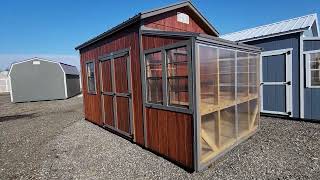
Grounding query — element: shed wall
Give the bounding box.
[145,108,193,169]
[143,7,213,35]
[66,74,81,98]
[304,39,320,51]
[246,33,301,118]
[303,39,320,120]
[10,60,66,102]
[80,24,144,145]
[142,35,193,169]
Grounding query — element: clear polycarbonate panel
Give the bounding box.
[219,106,236,146]
[237,52,249,101]
[237,102,250,137]
[249,54,259,97]
[249,99,259,129]
[198,45,219,115]
[197,43,260,166]
[200,112,219,161]
[219,49,236,105]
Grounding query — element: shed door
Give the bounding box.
[260,49,292,116]
[100,51,132,137]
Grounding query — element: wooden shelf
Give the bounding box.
[200,95,258,116]
[198,46,260,165]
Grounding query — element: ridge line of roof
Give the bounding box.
[75,1,219,50]
[222,13,317,37]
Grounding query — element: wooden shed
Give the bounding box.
[75,1,261,171]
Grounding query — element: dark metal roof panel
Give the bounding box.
[59,63,79,75]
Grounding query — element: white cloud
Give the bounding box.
[0,54,80,71]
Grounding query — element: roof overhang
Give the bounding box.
[141,29,261,53]
[75,1,219,50]
[221,13,319,43]
[238,28,308,43]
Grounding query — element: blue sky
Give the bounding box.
[0,0,319,70]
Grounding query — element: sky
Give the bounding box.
[0,0,319,70]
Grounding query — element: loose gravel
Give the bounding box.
[0,93,319,179]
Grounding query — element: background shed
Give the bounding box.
[9,57,80,103]
[222,14,320,121]
[0,71,11,93]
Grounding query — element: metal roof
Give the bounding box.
[221,14,318,42]
[59,63,79,75]
[75,1,219,50]
[8,57,79,76]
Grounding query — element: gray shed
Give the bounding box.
[8,57,81,103]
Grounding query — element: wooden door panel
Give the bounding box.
[103,95,114,127]
[114,56,128,93]
[116,96,130,133]
[101,61,113,92]
[100,51,132,137]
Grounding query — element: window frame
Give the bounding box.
[143,40,193,114]
[86,60,97,94]
[305,50,320,88]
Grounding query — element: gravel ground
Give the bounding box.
[0,93,319,179]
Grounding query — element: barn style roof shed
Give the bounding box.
[9,57,81,103]
[222,14,320,122]
[76,1,261,171]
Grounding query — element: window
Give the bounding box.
[144,44,190,110]
[146,52,163,104]
[306,52,320,87]
[86,62,96,93]
[167,47,189,107]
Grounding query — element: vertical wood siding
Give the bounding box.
[143,7,213,35]
[145,108,193,169]
[80,25,144,145]
[142,35,186,50]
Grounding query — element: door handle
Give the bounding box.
[260,82,264,85]
[285,81,291,85]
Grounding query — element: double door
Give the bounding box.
[100,50,132,137]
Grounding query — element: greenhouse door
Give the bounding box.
[260,49,292,116]
[99,49,132,138]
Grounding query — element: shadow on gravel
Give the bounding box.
[0,113,38,123]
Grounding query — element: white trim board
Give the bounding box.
[261,48,293,56]
[260,48,293,117]
[305,53,320,88]
[299,33,305,118]
[58,63,68,98]
[303,37,320,41]
[303,49,320,54]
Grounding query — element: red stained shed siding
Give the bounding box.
[80,25,144,145]
[143,7,214,35]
